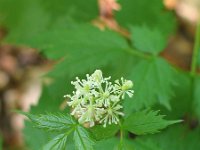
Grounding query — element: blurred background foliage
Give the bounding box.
[0,0,200,149]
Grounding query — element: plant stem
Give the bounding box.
[120,128,123,145]
[124,48,152,60]
[190,21,200,76]
[118,121,124,149]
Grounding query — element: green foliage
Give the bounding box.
[23,24,128,64]
[124,57,175,113]
[130,26,166,55]
[1,0,200,149]
[0,0,97,42]
[43,133,68,150]
[22,112,75,132]
[90,124,120,141]
[23,113,95,150]
[133,125,200,150]
[73,125,95,150]
[20,24,176,113]
[123,110,181,135]
[116,0,176,38]
[95,138,119,150]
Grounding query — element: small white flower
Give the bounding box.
[78,103,105,127]
[65,70,133,127]
[114,77,134,99]
[97,81,113,107]
[100,103,124,127]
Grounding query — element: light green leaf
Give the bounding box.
[90,124,119,141]
[22,24,129,78]
[23,112,75,132]
[0,0,50,42]
[123,110,181,135]
[23,112,95,150]
[116,0,176,38]
[0,0,98,43]
[131,26,166,55]
[42,133,68,150]
[74,125,95,150]
[124,57,176,113]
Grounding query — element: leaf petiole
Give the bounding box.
[190,21,200,76]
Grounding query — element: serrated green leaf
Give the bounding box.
[130,26,166,55]
[21,24,129,78]
[23,112,95,150]
[42,133,68,150]
[123,110,181,135]
[152,70,193,123]
[25,24,128,59]
[23,112,75,132]
[124,57,176,113]
[24,121,56,150]
[74,125,95,150]
[90,124,119,141]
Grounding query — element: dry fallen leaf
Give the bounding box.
[93,0,129,38]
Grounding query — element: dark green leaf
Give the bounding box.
[133,125,200,150]
[124,57,176,113]
[74,125,95,150]
[23,112,75,132]
[95,138,119,150]
[132,138,163,150]
[123,110,181,135]
[90,124,119,141]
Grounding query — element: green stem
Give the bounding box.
[124,48,152,60]
[118,121,124,149]
[120,128,123,145]
[190,21,200,76]
[65,125,76,136]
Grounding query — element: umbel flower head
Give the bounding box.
[64,70,134,127]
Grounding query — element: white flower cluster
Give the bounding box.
[65,70,134,127]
